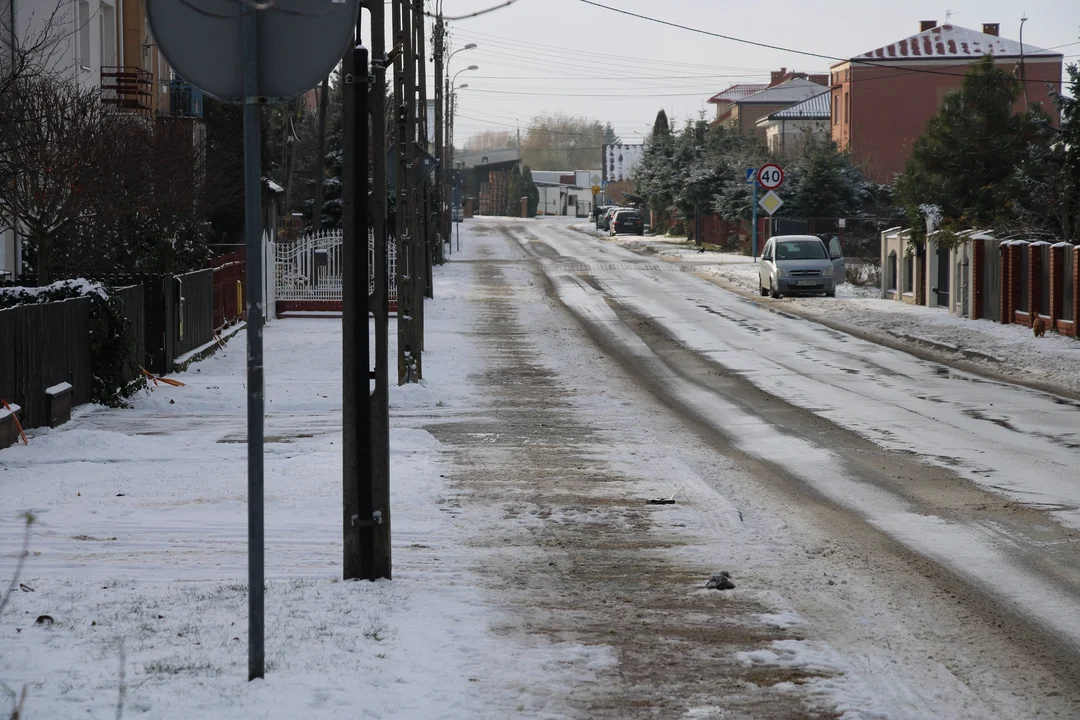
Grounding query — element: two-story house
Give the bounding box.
[831,21,1063,183]
[708,68,828,139]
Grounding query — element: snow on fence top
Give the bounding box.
[0,279,109,303]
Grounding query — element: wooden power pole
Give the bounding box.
[414,0,434,307]
[433,15,445,263]
[393,0,421,383]
[370,0,392,578]
[341,15,375,579]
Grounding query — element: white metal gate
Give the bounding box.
[274,229,397,305]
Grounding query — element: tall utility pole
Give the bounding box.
[415,0,434,303]
[393,0,421,383]
[370,0,392,577]
[342,14,374,579]
[433,13,445,264]
[443,74,451,246]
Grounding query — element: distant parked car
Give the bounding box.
[610,209,644,236]
[758,235,845,298]
[593,204,614,224]
[598,206,623,232]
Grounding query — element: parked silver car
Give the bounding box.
[758,235,845,298]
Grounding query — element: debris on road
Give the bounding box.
[706,572,736,590]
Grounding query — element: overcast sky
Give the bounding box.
[377,0,1080,147]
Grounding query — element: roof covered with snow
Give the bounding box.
[849,24,1061,62]
[738,78,828,105]
[453,147,521,168]
[763,91,832,120]
[708,83,768,105]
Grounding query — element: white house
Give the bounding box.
[535,183,593,218]
[602,144,643,183]
[755,91,831,156]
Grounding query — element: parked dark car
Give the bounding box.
[593,204,614,224]
[597,206,623,232]
[610,209,644,236]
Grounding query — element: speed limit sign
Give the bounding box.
[757,163,784,190]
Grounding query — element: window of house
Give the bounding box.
[78,0,91,69]
[844,91,850,125]
[904,253,914,293]
[888,251,898,291]
[100,5,115,68]
[833,95,839,125]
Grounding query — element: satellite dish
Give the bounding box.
[146,0,360,103]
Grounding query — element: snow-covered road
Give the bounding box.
[490,217,1080,711]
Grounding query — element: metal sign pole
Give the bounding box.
[145,0,360,685]
[752,180,759,262]
[241,7,265,682]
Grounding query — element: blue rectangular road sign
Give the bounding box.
[745,168,757,184]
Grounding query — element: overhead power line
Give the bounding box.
[452,26,777,73]
[576,0,1071,86]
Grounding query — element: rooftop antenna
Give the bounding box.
[945,9,957,23]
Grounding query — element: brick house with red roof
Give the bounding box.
[831,21,1063,183]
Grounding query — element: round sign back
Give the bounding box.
[147,0,360,103]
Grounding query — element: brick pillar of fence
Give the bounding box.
[1050,244,1064,327]
[1028,244,1042,323]
[971,239,985,320]
[1074,246,1080,329]
[1011,243,1024,323]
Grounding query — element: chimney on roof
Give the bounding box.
[982,23,1000,36]
[809,73,829,86]
[769,67,788,86]
[920,20,937,32]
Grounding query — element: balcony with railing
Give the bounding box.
[100,66,153,115]
[168,82,204,119]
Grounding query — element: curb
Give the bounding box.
[173,322,246,373]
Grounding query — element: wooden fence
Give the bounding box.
[175,268,214,357]
[113,284,146,386]
[0,297,92,429]
[212,249,245,330]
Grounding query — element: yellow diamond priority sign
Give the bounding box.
[758,190,784,216]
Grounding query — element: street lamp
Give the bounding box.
[452,65,478,86]
[1019,15,1029,106]
[448,82,471,169]
[449,43,477,63]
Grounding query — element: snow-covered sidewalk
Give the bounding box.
[0,318,578,718]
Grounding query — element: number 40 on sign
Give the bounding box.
[757,163,784,190]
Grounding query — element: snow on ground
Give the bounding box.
[4,217,1078,719]
[576,227,1080,398]
[701,258,1080,396]
[0,312,592,718]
